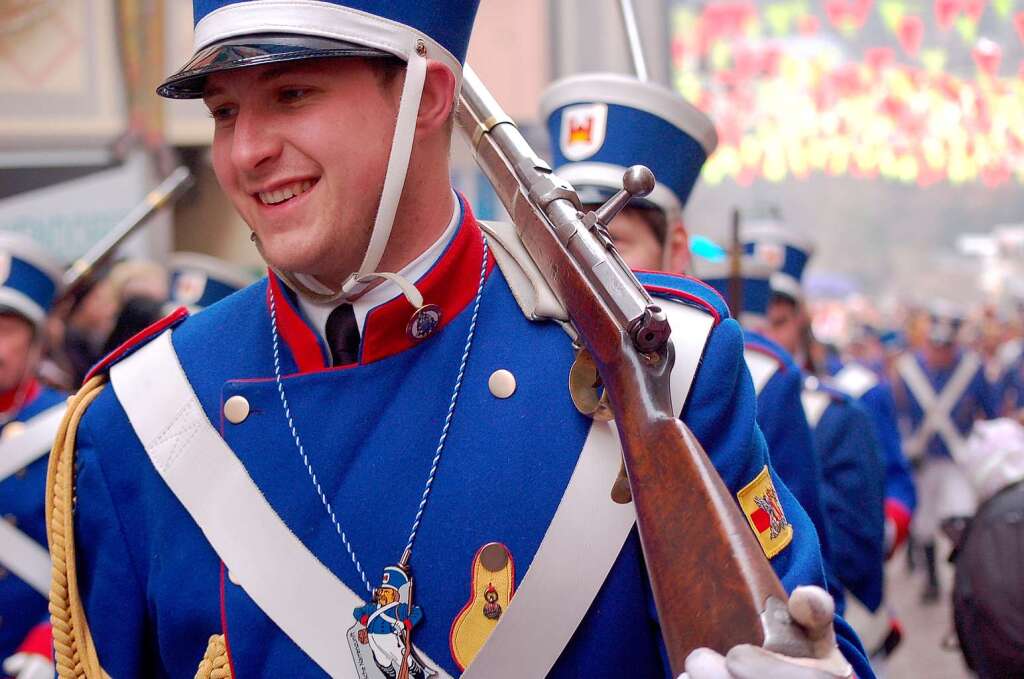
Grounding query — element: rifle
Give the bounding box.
[728,207,744,317]
[456,68,815,673]
[61,165,194,300]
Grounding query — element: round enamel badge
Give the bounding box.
[407,304,442,341]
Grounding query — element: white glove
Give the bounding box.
[2,652,55,679]
[679,586,853,679]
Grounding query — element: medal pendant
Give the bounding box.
[348,564,436,679]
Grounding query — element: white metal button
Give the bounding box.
[488,369,517,399]
[224,395,250,424]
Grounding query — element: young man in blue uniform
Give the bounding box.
[894,304,996,603]
[0,233,66,679]
[539,73,869,675]
[49,3,867,678]
[539,80,837,599]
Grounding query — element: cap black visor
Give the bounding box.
[158,33,394,99]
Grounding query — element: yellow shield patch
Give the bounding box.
[736,465,794,559]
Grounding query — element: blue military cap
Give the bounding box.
[0,232,62,330]
[169,252,255,311]
[159,0,481,98]
[741,218,815,303]
[539,74,717,227]
[691,253,773,325]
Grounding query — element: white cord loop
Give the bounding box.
[355,272,424,310]
[342,51,428,299]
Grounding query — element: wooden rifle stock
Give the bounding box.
[456,68,815,672]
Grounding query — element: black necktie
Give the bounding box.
[325,303,360,366]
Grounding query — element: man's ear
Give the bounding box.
[416,61,457,139]
[665,220,691,274]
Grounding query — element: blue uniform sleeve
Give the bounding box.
[861,382,916,514]
[72,400,154,677]
[680,319,873,677]
[814,400,886,611]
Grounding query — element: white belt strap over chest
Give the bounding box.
[744,348,780,396]
[834,364,878,401]
[0,401,66,596]
[801,389,831,430]
[112,301,712,678]
[898,353,980,460]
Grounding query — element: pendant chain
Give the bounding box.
[267,237,489,595]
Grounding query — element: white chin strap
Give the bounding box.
[341,51,428,300]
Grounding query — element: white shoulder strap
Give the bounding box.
[834,364,878,400]
[801,389,832,429]
[110,332,450,679]
[463,299,713,679]
[0,517,50,596]
[0,401,67,596]
[112,301,713,679]
[744,348,780,396]
[480,221,569,323]
[0,400,66,482]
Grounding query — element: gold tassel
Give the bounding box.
[46,376,109,679]
[194,634,233,679]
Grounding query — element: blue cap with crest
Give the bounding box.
[539,74,717,229]
[0,232,62,330]
[169,252,255,311]
[690,253,774,326]
[741,218,815,303]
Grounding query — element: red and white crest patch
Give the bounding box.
[559,103,608,161]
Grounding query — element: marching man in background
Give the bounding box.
[0,233,67,679]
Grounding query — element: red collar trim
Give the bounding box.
[0,378,39,414]
[269,196,494,372]
[361,200,493,364]
[267,273,330,373]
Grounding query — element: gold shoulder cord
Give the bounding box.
[46,376,109,679]
[46,375,234,679]
[195,635,232,679]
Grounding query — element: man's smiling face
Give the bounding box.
[204,58,401,287]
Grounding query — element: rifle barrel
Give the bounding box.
[62,166,194,296]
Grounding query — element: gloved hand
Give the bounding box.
[679,586,854,679]
[2,652,54,679]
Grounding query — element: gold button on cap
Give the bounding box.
[488,369,516,399]
[228,569,241,586]
[224,395,250,424]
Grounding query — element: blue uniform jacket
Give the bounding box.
[742,333,835,578]
[894,351,997,460]
[832,362,917,532]
[804,380,886,611]
[0,383,65,659]
[70,205,871,678]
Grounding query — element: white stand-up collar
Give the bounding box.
[296,190,460,343]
